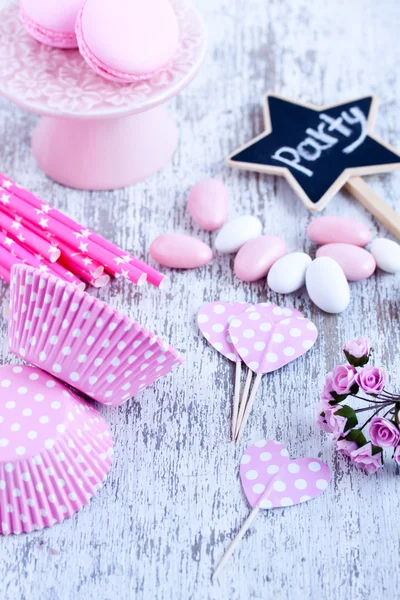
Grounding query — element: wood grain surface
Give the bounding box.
[1,0,400,598]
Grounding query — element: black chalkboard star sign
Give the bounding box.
[228,94,400,239]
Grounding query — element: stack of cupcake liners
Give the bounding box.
[8,265,183,407]
[1,264,184,534]
[0,365,113,535]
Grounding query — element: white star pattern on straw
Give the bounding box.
[1,193,10,205]
[2,180,12,189]
[114,256,125,265]
[39,218,49,228]
[122,255,132,263]
[11,220,21,230]
[79,242,88,253]
[38,265,49,273]
[120,269,130,279]
[34,254,43,261]
[17,234,25,243]
[82,257,93,266]
[80,229,91,238]
[3,237,13,247]
[41,204,51,214]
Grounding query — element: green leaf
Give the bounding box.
[330,390,349,403]
[350,382,360,395]
[371,444,383,456]
[345,429,367,447]
[335,405,358,431]
[343,350,370,368]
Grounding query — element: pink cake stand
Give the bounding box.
[0,2,206,190]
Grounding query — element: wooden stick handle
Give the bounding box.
[235,373,262,444]
[212,507,260,580]
[346,176,400,240]
[231,361,242,440]
[235,368,253,439]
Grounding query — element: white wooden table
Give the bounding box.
[1,0,400,598]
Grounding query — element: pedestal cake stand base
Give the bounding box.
[32,105,179,190]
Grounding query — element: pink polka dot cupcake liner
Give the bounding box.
[0,365,113,535]
[8,265,184,407]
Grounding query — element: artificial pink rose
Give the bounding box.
[321,372,335,403]
[394,446,400,465]
[317,400,331,414]
[324,407,348,441]
[317,401,335,433]
[350,442,383,474]
[356,366,386,395]
[331,365,357,395]
[317,412,333,433]
[343,336,370,359]
[336,438,359,457]
[369,417,400,448]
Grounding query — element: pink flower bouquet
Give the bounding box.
[318,336,400,474]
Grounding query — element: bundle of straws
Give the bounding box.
[0,174,166,290]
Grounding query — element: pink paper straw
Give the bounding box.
[7,215,103,289]
[0,176,165,288]
[0,244,23,273]
[58,249,106,288]
[55,238,104,279]
[0,263,10,284]
[0,230,47,270]
[0,230,85,289]
[0,191,146,286]
[0,208,60,263]
[89,274,111,288]
[47,259,86,291]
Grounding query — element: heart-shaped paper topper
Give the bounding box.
[197,301,251,362]
[240,440,331,509]
[229,304,318,374]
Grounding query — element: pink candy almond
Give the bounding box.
[316,244,376,281]
[234,235,287,282]
[149,233,213,269]
[187,178,229,231]
[307,216,371,247]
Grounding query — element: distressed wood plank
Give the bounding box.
[0,0,400,599]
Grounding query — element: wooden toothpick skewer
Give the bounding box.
[231,361,242,440]
[213,477,276,580]
[213,508,260,581]
[234,369,254,439]
[235,373,263,444]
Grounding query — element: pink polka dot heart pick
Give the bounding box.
[229,303,318,442]
[213,440,331,579]
[197,301,251,439]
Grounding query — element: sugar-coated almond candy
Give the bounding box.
[267,252,311,293]
[307,216,371,247]
[215,216,262,254]
[316,244,376,281]
[370,238,400,273]
[306,256,350,314]
[188,179,229,231]
[234,235,286,282]
[149,233,213,269]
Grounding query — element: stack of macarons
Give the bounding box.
[19,0,180,83]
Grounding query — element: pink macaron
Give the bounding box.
[20,0,86,49]
[76,0,180,83]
